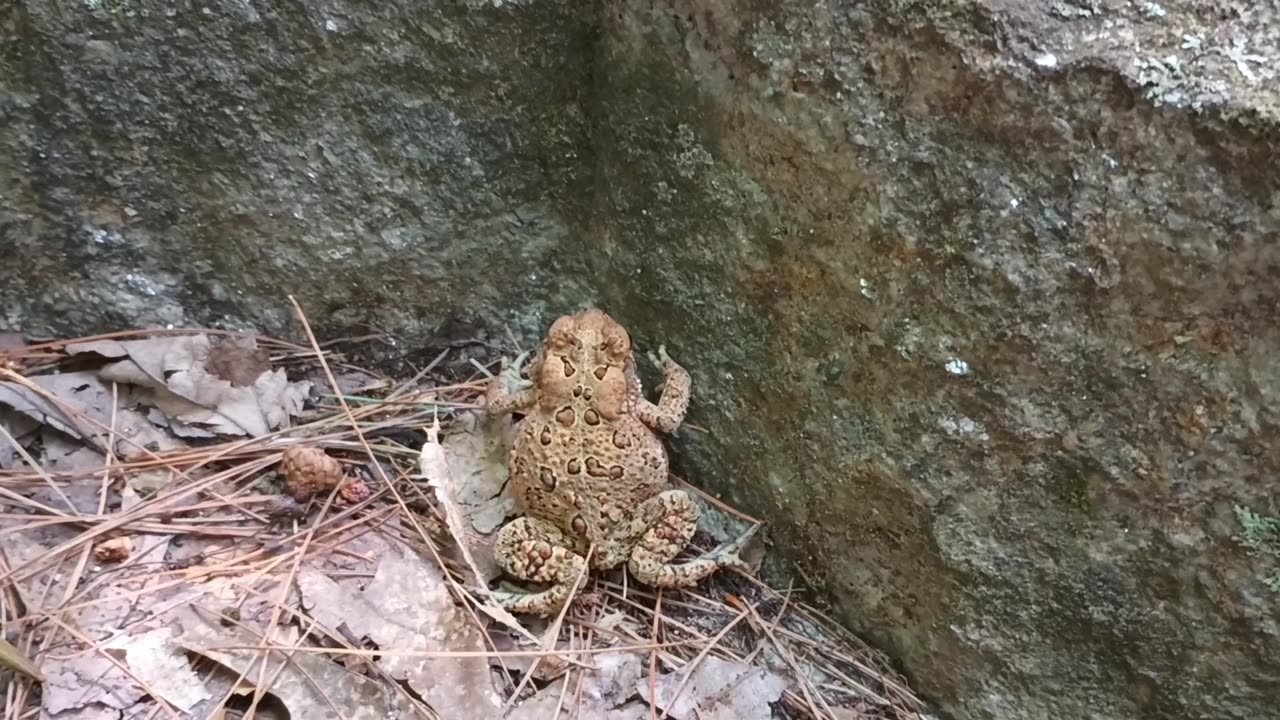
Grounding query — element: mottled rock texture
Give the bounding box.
[3,1,1279,719]
[0,0,594,347]
[583,2,1280,720]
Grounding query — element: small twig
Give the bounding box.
[647,590,664,720]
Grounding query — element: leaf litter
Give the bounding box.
[0,322,928,720]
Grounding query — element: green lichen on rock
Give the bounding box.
[1234,505,1280,592]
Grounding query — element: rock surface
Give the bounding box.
[0,0,594,350]
[4,1,1279,719]
[582,2,1280,719]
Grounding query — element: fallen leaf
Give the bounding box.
[104,626,211,712]
[0,407,39,468]
[39,427,108,476]
[296,547,504,719]
[506,677,569,720]
[607,701,651,719]
[0,331,26,352]
[638,656,787,720]
[67,334,311,437]
[1,519,79,613]
[43,654,146,714]
[112,407,188,459]
[505,654,649,720]
[420,414,501,583]
[484,631,568,681]
[580,651,645,713]
[439,411,515,535]
[323,368,388,396]
[147,406,216,438]
[0,372,185,463]
[175,606,412,720]
[203,335,271,387]
[0,371,115,449]
[94,537,132,562]
[420,414,538,643]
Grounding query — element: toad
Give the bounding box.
[484,308,757,615]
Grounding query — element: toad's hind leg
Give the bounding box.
[491,516,588,616]
[627,489,758,588]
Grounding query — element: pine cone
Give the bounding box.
[338,478,372,505]
[281,446,343,502]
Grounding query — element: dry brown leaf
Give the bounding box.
[103,626,211,712]
[112,407,187,459]
[638,656,787,720]
[296,547,503,719]
[203,335,271,387]
[0,371,185,467]
[505,653,649,720]
[331,368,388,395]
[420,414,539,644]
[43,654,146,715]
[174,605,413,720]
[0,331,26,352]
[0,407,39,468]
[0,371,115,448]
[2,519,79,613]
[506,677,570,720]
[41,430,107,477]
[67,334,310,437]
[419,414,501,583]
[438,410,515,535]
[93,537,132,562]
[484,631,570,681]
[607,701,651,719]
[580,651,645,713]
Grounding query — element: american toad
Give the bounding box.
[484,308,757,615]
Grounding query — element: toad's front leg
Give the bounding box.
[485,351,537,416]
[626,489,758,588]
[491,516,589,616]
[632,345,691,434]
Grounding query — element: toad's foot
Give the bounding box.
[635,346,690,434]
[626,490,755,588]
[492,516,589,616]
[499,351,532,390]
[702,522,761,573]
[485,351,536,416]
[647,344,676,373]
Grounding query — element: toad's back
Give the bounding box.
[506,308,671,560]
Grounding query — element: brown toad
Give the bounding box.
[484,308,757,615]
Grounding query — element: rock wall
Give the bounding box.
[582,1,1279,719]
[0,0,595,346]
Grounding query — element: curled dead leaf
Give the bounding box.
[66,334,311,437]
[94,537,132,563]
